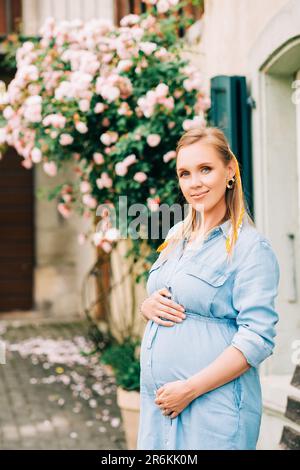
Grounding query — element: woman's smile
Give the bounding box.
[190,190,210,200]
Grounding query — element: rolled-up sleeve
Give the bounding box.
[231,240,280,368]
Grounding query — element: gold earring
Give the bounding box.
[226,177,235,189]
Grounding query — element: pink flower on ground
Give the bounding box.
[43,161,57,176]
[147,134,161,147]
[134,172,147,183]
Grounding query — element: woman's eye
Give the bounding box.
[201,167,211,173]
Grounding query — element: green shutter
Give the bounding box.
[209,75,254,219]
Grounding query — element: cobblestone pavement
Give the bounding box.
[0,319,126,450]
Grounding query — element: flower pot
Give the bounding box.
[116,386,140,450]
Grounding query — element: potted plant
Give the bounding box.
[100,337,141,450]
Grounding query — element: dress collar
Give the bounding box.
[204,218,232,241]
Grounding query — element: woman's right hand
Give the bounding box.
[140,287,186,326]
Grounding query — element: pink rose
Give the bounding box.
[101,241,112,253]
[155,83,169,97]
[58,203,71,218]
[31,147,42,163]
[21,158,33,169]
[117,60,133,73]
[123,154,137,167]
[100,133,112,146]
[139,42,157,55]
[62,193,72,203]
[147,197,160,212]
[82,194,97,209]
[59,133,74,145]
[43,161,57,176]
[163,150,176,163]
[133,172,147,183]
[93,152,104,164]
[115,162,128,176]
[79,99,90,112]
[157,0,169,13]
[75,121,88,134]
[94,102,105,113]
[80,181,91,193]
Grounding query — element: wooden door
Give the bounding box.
[0,146,34,311]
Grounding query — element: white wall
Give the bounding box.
[22,0,114,35]
[200,0,288,89]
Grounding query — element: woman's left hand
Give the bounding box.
[154,380,194,419]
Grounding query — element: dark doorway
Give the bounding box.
[0,146,35,311]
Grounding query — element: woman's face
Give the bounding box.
[176,140,235,214]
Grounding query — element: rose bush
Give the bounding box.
[0,0,209,281]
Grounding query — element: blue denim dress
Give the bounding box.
[137,216,280,450]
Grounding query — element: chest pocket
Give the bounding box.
[181,262,230,314]
[185,262,228,287]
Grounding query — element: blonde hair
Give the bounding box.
[157,127,255,263]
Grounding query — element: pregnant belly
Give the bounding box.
[140,314,238,389]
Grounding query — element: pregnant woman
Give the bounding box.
[137,126,280,450]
